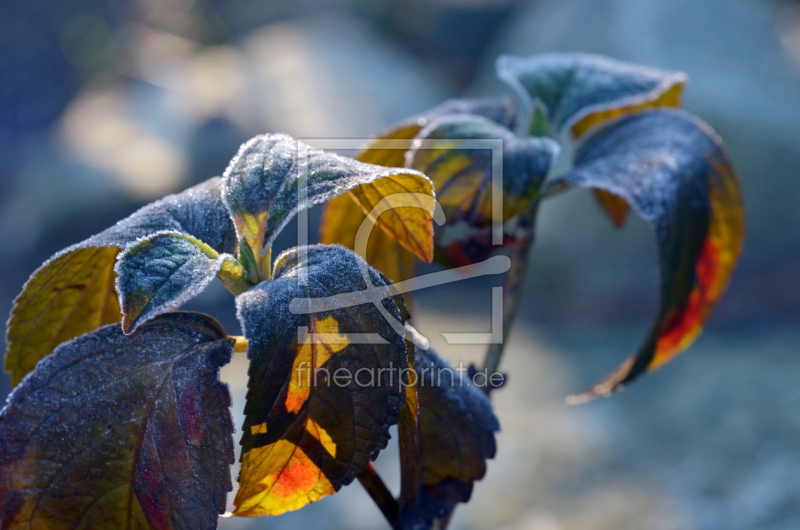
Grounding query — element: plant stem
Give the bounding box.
[358,464,399,529]
[231,337,248,354]
[437,206,540,530]
[481,202,539,394]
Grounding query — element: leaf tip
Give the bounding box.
[565,388,609,406]
[121,316,136,335]
[568,355,638,404]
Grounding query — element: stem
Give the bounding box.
[481,202,539,394]
[437,205,540,529]
[231,337,248,354]
[358,464,399,529]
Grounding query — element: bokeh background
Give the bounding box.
[2,0,800,528]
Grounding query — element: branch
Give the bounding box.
[481,203,539,394]
[358,463,399,529]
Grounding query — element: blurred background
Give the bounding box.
[2,0,800,528]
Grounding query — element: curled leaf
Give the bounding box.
[5,177,237,386]
[555,110,744,402]
[222,134,435,266]
[0,312,235,529]
[407,114,559,228]
[234,244,410,516]
[497,53,686,138]
[116,231,248,334]
[399,342,499,527]
[321,97,516,282]
[357,96,517,169]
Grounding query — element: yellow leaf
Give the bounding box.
[319,122,431,282]
[356,123,425,168]
[348,172,435,264]
[5,247,121,385]
[320,193,418,284]
[234,439,336,517]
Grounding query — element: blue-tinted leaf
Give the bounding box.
[0,312,235,529]
[320,97,518,284]
[233,244,410,516]
[552,110,744,402]
[497,53,686,138]
[116,231,248,334]
[5,177,237,385]
[222,134,435,265]
[399,342,499,527]
[407,114,559,228]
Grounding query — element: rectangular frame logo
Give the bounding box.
[290,137,508,347]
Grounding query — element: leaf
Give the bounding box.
[5,177,237,386]
[407,114,559,228]
[357,97,517,169]
[397,329,422,513]
[116,231,249,334]
[553,110,744,402]
[0,312,235,529]
[497,53,686,138]
[221,134,435,266]
[320,98,517,283]
[320,194,420,284]
[233,244,411,517]
[398,342,499,527]
[592,188,630,227]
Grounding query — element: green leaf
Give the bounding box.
[398,340,499,527]
[222,134,435,272]
[5,177,237,386]
[549,110,745,402]
[497,53,686,138]
[406,114,559,228]
[116,231,250,334]
[233,244,410,517]
[0,312,235,529]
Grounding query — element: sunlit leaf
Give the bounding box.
[398,341,499,527]
[5,177,237,386]
[320,194,419,283]
[116,231,249,334]
[551,110,744,402]
[320,98,516,283]
[356,97,517,169]
[407,114,559,228]
[222,134,435,267]
[233,244,410,516]
[497,53,686,138]
[0,312,235,529]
